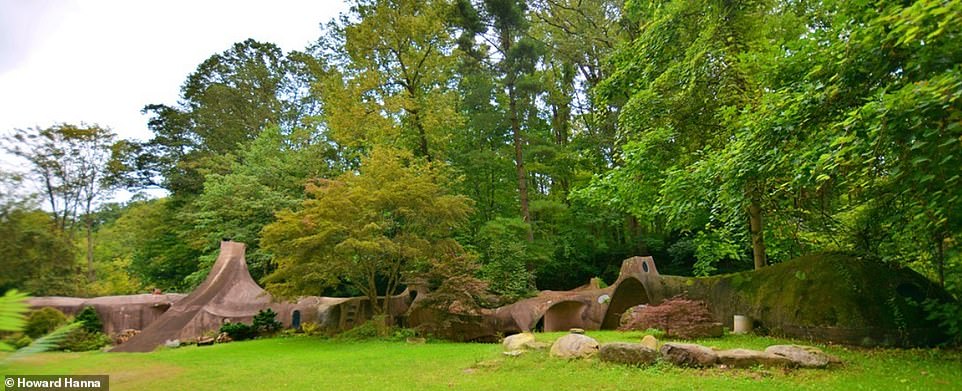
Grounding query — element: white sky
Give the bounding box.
[0,0,346,142]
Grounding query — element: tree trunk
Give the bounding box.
[85,217,96,282]
[749,198,767,269]
[508,82,533,242]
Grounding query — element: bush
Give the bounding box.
[24,307,68,338]
[619,296,722,339]
[75,306,103,334]
[1,333,34,350]
[299,322,323,336]
[924,298,962,345]
[59,329,111,352]
[334,316,416,342]
[253,309,282,334]
[219,322,257,341]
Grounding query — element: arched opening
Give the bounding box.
[601,277,650,329]
[292,310,301,329]
[533,316,544,332]
[544,301,587,332]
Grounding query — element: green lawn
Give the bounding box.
[2,332,960,390]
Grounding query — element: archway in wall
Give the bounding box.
[544,301,587,332]
[601,277,650,329]
[292,310,301,329]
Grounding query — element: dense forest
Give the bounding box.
[2,0,959,312]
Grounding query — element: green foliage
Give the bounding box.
[476,218,541,299]
[0,207,80,296]
[924,299,962,346]
[75,306,103,334]
[24,307,67,338]
[219,322,257,341]
[253,309,282,334]
[333,316,415,342]
[58,328,111,352]
[263,147,474,312]
[299,321,322,336]
[0,290,29,337]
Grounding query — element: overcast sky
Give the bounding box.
[0,0,346,142]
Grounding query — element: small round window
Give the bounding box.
[642,261,649,273]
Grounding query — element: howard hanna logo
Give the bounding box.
[4,375,108,390]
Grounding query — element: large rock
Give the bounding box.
[659,343,718,367]
[716,348,792,368]
[550,334,600,359]
[503,332,536,351]
[599,343,659,366]
[764,345,841,368]
[640,335,658,350]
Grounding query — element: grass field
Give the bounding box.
[2,331,960,390]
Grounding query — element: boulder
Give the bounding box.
[599,343,659,366]
[764,345,841,368]
[640,335,658,350]
[659,343,718,367]
[570,328,585,334]
[716,348,792,368]
[503,332,536,351]
[163,339,181,348]
[215,332,232,344]
[196,337,215,346]
[550,334,600,359]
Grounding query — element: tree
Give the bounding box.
[321,0,462,161]
[456,0,545,240]
[262,147,474,314]
[184,126,339,282]
[128,39,319,196]
[3,123,117,281]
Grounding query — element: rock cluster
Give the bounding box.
[114,329,140,345]
[504,330,840,370]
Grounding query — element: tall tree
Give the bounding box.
[329,0,460,160]
[262,147,474,314]
[459,0,544,240]
[3,124,117,281]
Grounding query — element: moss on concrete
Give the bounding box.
[658,252,953,346]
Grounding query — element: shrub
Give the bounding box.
[335,316,416,342]
[24,307,67,338]
[299,321,322,336]
[59,329,111,352]
[924,298,962,345]
[74,306,103,334]
[219,322,256,341]
[1,333,34,350]
[619,296,722,339]
[253,309,282,334]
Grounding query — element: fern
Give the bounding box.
[0,289,29,332]
[5,322,83,362]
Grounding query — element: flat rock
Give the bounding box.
[550,333,600,359]
[503,332,536,351]
[659,343,718,367]
[599,343,659,366]
[640,335,658,350]
[765,345,841,368]
[716,348,792,368]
